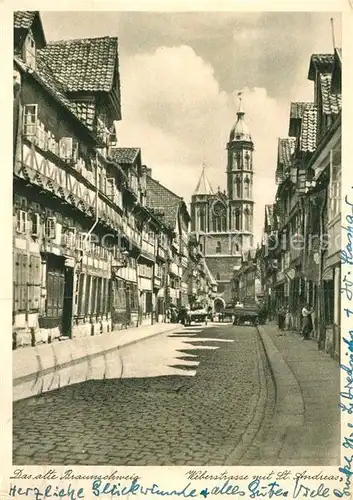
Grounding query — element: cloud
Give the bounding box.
[117,45,294,241]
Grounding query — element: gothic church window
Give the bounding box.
[245,152,251,170]
[212,203,227,232]
[234,177,241,198]
[244,206,251,231]
[216,241,221,253]
[234,208,241,230]
[199,208,206,232]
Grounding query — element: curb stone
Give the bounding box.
[255,325,305,464]
[13,323,181,401]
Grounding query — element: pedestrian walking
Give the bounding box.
[302,303,314,340]
[278,306,286,330]
[284,307,292,330]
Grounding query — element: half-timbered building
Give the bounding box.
[13,11,170,348]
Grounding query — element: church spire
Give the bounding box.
[229,92,252,143]
[193,162,214,195]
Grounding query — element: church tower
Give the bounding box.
[189,95,255,310]
[227,95,254,251]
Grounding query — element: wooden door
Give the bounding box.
[41,262,65,330]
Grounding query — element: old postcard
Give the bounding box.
[1,0,352,498]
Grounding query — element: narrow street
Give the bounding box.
[13,323,275,466]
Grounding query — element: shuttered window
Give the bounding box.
[13,252,28,312]
[28,254,41,310]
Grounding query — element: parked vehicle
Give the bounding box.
[233,301,260,326]
[185,306,208,326]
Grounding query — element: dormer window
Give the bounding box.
[23,31,36,69]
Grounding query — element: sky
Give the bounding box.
[40,11,342,243]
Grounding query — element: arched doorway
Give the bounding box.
[214,297,225,313]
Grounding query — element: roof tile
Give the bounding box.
[300,104,317,153]
[320,73,341,115]
[290,102,311,120]
[308,53,334,80]
[110,148,140,164]
[146,176,182,228]
[38,36,118,93]
[14,11,36,29]
[278,138,296,167]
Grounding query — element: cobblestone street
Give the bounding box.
[13,324,275,466]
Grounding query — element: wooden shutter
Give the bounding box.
[19,253,28,311]
[28,254,41,310]
[13,252,21,311]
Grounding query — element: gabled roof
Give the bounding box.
[308,53,334,81]
[38,36,119,93]
[290,102,311,120]
[288,101,312,137]
[14,54,81,125]
[265,204,274,229]
[277,138,296,168]
[146,176,187,228]
[299,104,317,153]
[110,147,141,164]
[194,165,214,195]
[320,73,341,115]
[14,11,46,49]
[14,11,37,29]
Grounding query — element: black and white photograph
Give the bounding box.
[11,8,343,468]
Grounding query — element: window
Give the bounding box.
[212,203,227,232]
[59,137,77,162]
[234,177,241,198]
[106,178,116,200]
[234,208,241,230]
[216,272,221,281]
[245,152,252,170]
[45,217,56,239]
[23,104,37,138]
[16,210,28,234]
[77,232,91,252]
[233,151,242,169]
[199,208,206,232]
[145,291,153,313]
[216,241,222,254]
[329,149,341,220]
[23,32,36,69]
[244,176,250,198]
[64,227,76,248]
[31,213,40,237]
[244,207,251,231]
